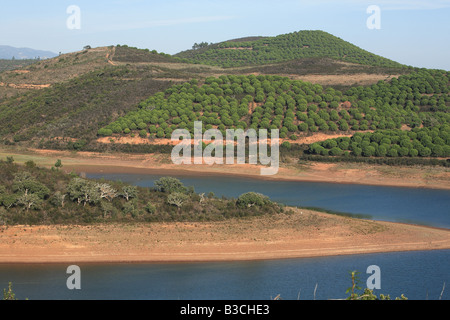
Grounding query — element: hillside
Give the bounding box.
[175,30,405,68]
[96,70,449,162]
[1,30,447,162]
[0,59,39,72]
[0,45,223,146]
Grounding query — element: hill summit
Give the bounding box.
[175,30,404,68]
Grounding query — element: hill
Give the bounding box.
[96,70,449,162]
[0,45,223,146]
[1,32,446,160]
[175,30,405,68]
[0,45,57,60]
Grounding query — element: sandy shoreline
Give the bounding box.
[0,148,449,264]
[1,147,449,190]
[1,209,449,264]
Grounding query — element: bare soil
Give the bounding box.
[1,208,449,263]
[1,147,449,190]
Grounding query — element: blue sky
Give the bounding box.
[1,0,449,70]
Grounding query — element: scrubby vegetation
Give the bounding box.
[0,59,38,72]
[176,30,404,68]
[0,158,285,225]
[0,65,185,144]
[113,45,180,64]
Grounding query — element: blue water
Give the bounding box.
[1,174,449,300]
[1,250,448,300]
[86,173,450,228]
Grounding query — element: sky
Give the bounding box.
[1,0,449,70]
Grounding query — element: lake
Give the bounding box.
[1,173,449,300]
[1,250,448,300]
[87,172,450,228]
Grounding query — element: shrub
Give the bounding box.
[154,177,187,193]
[236,192,271,208]
[145,202,156,214]
[167,192,189,208]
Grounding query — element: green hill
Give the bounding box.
[98,70,449,160]
[175,30,405,68]
[1,32,446,158]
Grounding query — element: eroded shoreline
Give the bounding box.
[1,209,449,264]
[1,147,449,190]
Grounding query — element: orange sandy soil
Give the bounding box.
[97,133,358,146]
[1,208,449,264]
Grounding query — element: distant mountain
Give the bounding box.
[175,30,404,68]
[0,45,58,60]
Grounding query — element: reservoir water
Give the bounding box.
[1,250,448,300]
[1,173,449,300]
[87,173,450,228]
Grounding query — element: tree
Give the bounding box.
[120,185,138,202]
[138,129,147,138]
[0,192,18,209]
[16,189,42,212]
[362,146,376,157]
[12,172,50,200]
[236,192,271,208]
[54,159,63,170]
[192,42,210,50]
[154,177,187,194]
[329,147,343,156]
[67,178,100,206]
[50,191,66,208]
[419,147,431,157]
[95,183,118,202]
[167,192,189,209]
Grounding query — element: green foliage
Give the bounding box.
[236,192,271,208]
[176,30,404,68]
[12,171,50,200]
[0,64,177,144]
[99,70,449,163]
[345,270,408,300]
[54,159,63,170]
[0,161,285,225]
[2,282,17,300]
[167,192,190,208]
[154,177,187,194]
[0,59,37,72]
[145,202,156,214]
[120,185,138,201]
[309,125,450,158]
